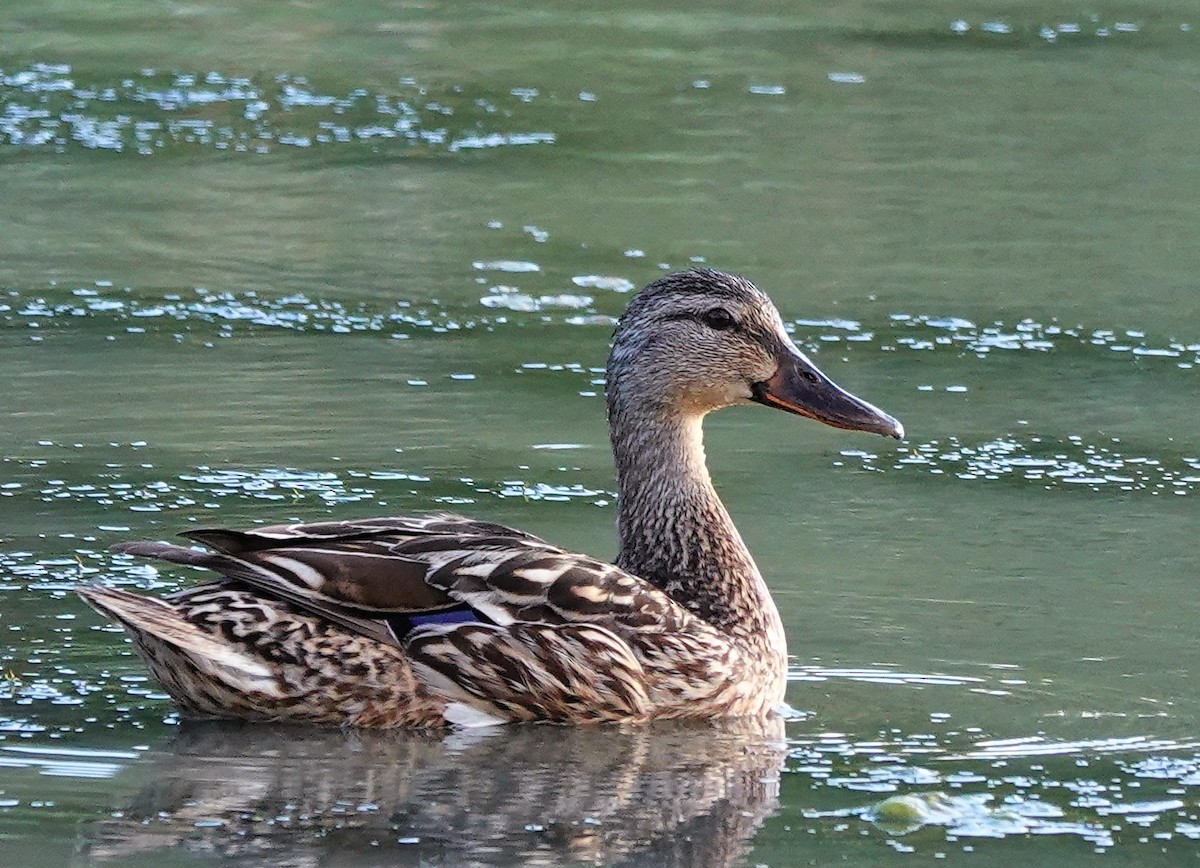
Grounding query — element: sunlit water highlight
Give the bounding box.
[7,281,1200,367]
[0,64,556,156]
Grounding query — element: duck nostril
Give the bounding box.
[800,370,819,385]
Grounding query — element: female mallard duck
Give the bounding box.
[78,269,902,728]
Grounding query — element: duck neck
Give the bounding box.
[608,397,786,665]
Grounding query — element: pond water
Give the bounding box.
[2,1,1200,864]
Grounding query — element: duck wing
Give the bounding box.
[109,515,532,645]
[111,512,699,646]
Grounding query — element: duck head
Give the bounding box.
[607,268,903,439]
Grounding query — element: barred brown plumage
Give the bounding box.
[78,269,902,727]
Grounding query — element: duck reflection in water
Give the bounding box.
[87,716,786,867]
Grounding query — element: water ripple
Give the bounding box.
[783,721,1200,852]
[851,16,1187,50]
[4,284,494,336]
[0,456,616,569]
[841,435,1200,494]
[0,64,555,156]
[5,284,1200,373]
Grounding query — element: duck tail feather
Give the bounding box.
[75,584,276,683]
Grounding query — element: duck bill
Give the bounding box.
[751,348,904,439]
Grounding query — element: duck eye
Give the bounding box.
[700,308,737,331]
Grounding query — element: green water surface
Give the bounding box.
[2,1,1199,865]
